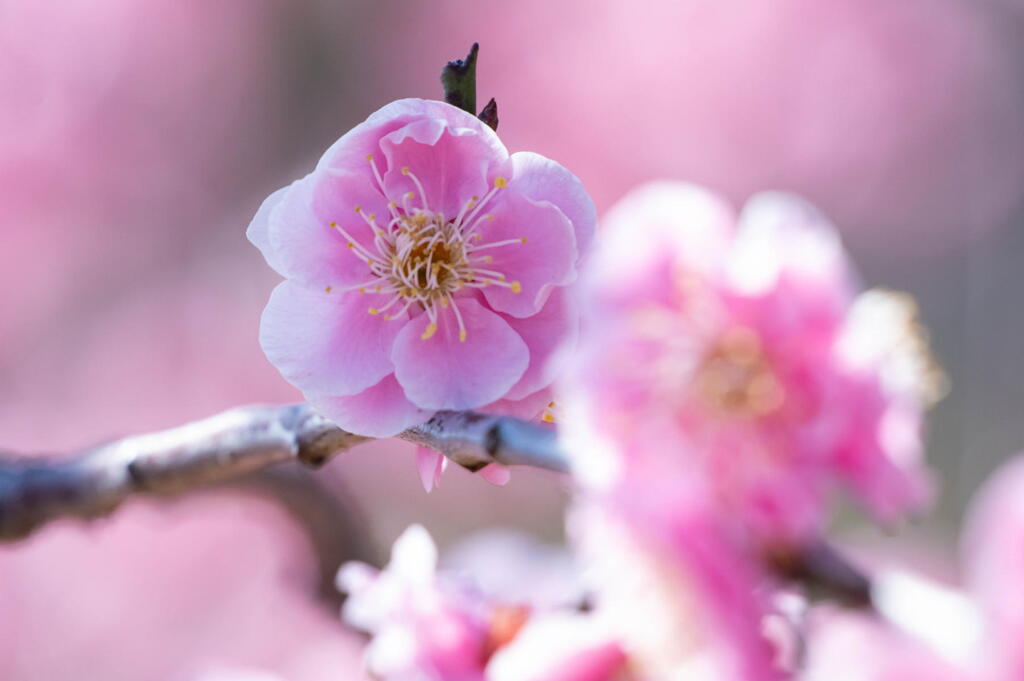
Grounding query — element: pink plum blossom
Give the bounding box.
[572,490,781,681]
[563,182,941,546]
[338,525,633,681]
[249,99,594,437]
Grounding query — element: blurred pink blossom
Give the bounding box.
[564,182,939,545]
[250,99,595,438]
[803,611,970,681]
[338,525,630,681]
[572,495,780,681]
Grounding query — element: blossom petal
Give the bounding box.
[416,447,449,493]
[309,374,433,438]
[264,170,388,289]
[259,281,405,396]
[246,184,289,272]
[380,117,505,218]
[477,464,511,486]
[391,298,529,410]
[317,98,507,178]
[729,191,855,302]
[503,286,578,400]
[482,387,554,421]
[508,151,597,258]
[478,192,577,318]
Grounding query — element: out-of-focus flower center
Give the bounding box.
[695,327,784,417]
[329,157,525,342]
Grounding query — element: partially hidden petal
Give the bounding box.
[246,184,289,273]
[380,117,503,219]
[416,447,449,493]
[508,151,597,258]
[308,374,433,438]
[477,464,511,487]
[478,192,577,318]
[503,286,579,400]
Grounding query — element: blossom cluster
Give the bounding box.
[248,97,967,681]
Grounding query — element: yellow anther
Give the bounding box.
[494,176,508,189]
[401,166,411,175]
[541,412,555,423]
[520,237,528,243]
[369,214,376,221]
[482,256,493,264]
[474,234,483,241]
[365,153,374,161]
[459,329,467,343]
[421,323,438,341]
[347,242,355,249]
[486,214,495,221]
[374,285,382,292]
[329,221,338,227]
[406,192,416,199]
[357,287,366,294]
[354,206,362,213]
[389,201,397,208]
[368,307,380,315]
[510,281,522,293]
[547,401,556,408]
[324,286,333,293]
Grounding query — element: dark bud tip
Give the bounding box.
[440,43,480,115]
[478,98,499,131]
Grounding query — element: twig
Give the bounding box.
[0,404,568,542]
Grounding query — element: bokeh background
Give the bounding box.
[2,1,1023,679]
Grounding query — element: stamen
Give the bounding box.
[468,237,527,252]
[402,167,430,210]
[448,294,467,342]
[421,322,438,340]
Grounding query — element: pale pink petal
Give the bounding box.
[317,98,507,178]
[259,281,404,396]
[479,192,577,318]
[477,464,511,486]
[504,286,578,400]
[391,297,528,410]
[588,181,735,310]
[729,191,855,305]
[264,170,383,289]
[380,117,506,218]
[508,151,597,258]
[416,447,448,493]
[245,184,289,273]
[483,387,554,421]
[308,374,432,438]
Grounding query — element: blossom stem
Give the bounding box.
[440,43,479,115]
[440,43,499,131]
[0,403,567,542]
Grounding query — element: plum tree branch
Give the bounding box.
[0,403,567,541]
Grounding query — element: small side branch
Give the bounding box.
[0,404,568,542]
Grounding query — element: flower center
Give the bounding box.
[694,327,784,417]
[328,157,525,342]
